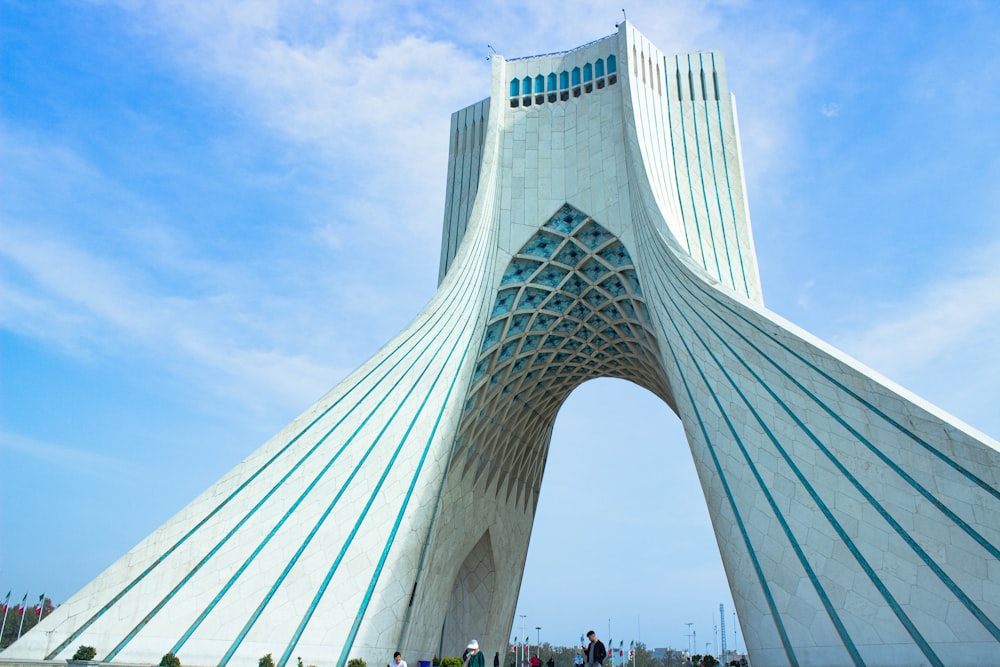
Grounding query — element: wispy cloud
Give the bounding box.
[0,129,349,414]
[834,238,1000,434]
[0,430,138,476]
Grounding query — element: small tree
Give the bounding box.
[260,654,276,667]
[72,646,98,661]
[160,652,181,667]
[440,657,462,667]
[347,659,367,667]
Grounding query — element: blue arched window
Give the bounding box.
[607,54,617,74]
[583,63,593,82]
[559,71,569,89]
[535,75,544,94]
[548,73,557,91]
[595,59,605,77]
[571,67,581,86]
[510,79,520,97]
[522,77,532,94]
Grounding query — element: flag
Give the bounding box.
[18,592,27,615]
[37,593,44,610]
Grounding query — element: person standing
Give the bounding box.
[494,653,500,667]
[393,653,407,667]
[583,631,607,667]
[546,657,554,667]
[530,655,540,667]
[464,640,485,667]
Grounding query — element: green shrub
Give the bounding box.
[440,657,463,667]
[72,646,97,661]
[259,654,276,667]
[160,652,181,667]
[347,659,367,667]
[432,657,440,667]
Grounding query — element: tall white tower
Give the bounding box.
[6,22,999,667]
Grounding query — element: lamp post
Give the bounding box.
[535,626,542,659]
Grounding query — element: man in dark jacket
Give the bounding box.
[583,631,607,667]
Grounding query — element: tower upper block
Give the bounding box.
[6,22,999,667]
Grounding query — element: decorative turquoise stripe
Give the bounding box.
[641,222,998,652]
[662,57,694,262]
[709,52,751,297]
[668,255,1000,557]
[102,241,488,662]
[280,248,493,667]
[697,52,737,291]
[616,208,799,664]
[50,282,462,661]
[686,53,723,281]
[166,287,475,657]
[330,308,477,667]
[673,55,707,269]
[216,315,466,667]
[678,259,1000,506]
[662,306,867,665]
[396,262,501,646]
[661,256,1000,645]
[649,251,940,665]
[643,275,800,666]
[95,221,496,663]
[632,221,840,665]
[215,228,497,667]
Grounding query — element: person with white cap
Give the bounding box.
[462,640,484,667]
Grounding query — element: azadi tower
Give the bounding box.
[8,22,1000,667]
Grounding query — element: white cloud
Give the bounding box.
[834,239,1000,434]
[0,130,349,415]
[0,430,138,477]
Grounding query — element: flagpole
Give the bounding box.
[0,590,10,645]
[16,593,27,640]
[37,593,46,623]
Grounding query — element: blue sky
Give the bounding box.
[2,0,999,655]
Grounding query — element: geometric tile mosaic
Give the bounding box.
[454,204,670,511]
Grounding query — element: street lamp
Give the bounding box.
[535,626,542,659]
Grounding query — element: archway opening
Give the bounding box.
[511,378,742,659]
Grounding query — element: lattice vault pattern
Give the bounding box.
[454,204,670,511]
[6,20,999,667]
